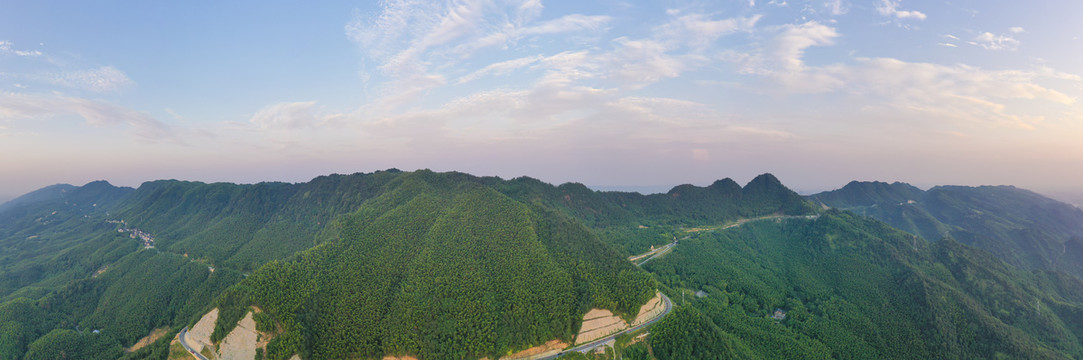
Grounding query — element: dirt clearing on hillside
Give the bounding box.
[128,327,170,352]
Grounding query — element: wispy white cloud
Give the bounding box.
[728,21,841,92]
[770,21,838,72]
[344,0,612,117]
[346,0,607,77]
[314,5,790,153]
[315,0,1079,176]
[520,14,611,36]
[606,38,690,88]
[31,66,134,93]
[970,31,1020,51]
[875,0,926,20]
[448,13,611,59]
[250,101,331,130]
[588,12,760,89]
[0,40,43,57]
[456,55,543,84]
[341,0,760,125]
[656,13,761,48]
[0,92,177,141]
[725,22,1078,130]
[825,0,847,15]
[2,41,133,95]
[824,58,1075,129]
[1009,27,1025,34]
[936,34,961,48]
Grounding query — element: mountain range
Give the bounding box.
[1,170,1081,359]
[811,181,1083,279]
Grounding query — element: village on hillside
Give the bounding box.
[107,219,155,249]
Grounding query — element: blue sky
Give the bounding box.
[2,0,1082,200]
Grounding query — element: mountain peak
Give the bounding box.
[0,183,77,213]
[80,180,115,189]
[708,178,742,194]
[742,173,790,195]
[813,180,926,208]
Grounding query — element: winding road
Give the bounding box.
[631,215,817,268]
[177,326,210,360]
[539,293,673,359]
[633,241,679,267]
[554,214,818,358]
[174,215,812,360]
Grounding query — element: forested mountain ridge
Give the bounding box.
[0,181,132,226]
[215,171,656,359]
[109,170,403,271]
[490,173,815,228]
[3,169,710,360]
[810,181,1083,279]
[0,181,136,301]
[488,173,818,254]
[0,184,76,216]
[3,171,1082,360]
[644,210,1083,359]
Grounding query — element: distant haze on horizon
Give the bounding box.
[2,1,1082,203]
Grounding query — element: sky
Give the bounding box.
[2,0,1082,202]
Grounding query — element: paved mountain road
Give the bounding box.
[539,293,673,359]
[178,326,210,360]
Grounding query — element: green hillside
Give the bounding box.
[0,170,669,360]
[112,170,402,271]
[0,181,135,301]
[217,171,654,359]
[0,173,406,359]
[2,170,1082,360]
[489,173,818,255]
[645,210,1083,359]
[811,182,1083,278]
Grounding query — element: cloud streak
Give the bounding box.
[970,31,1020,51]
[0,40,43,57]
[0,92,177,142]
[33,66,134,92]
[724,21,1078,130]
[277,5,785,155]
[875,0,926,20]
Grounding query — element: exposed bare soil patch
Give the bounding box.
[128,327,170,352]
[217,311,258,360]
[501,339,568,359]
[187,308,219,354]
[575,292,664,344]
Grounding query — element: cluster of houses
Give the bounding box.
[110,220,155,249]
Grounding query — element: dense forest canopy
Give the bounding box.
[1,169,1081,359]
[645,210,1083,359]
[224,173,655,359]
[811,182,1083,279]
